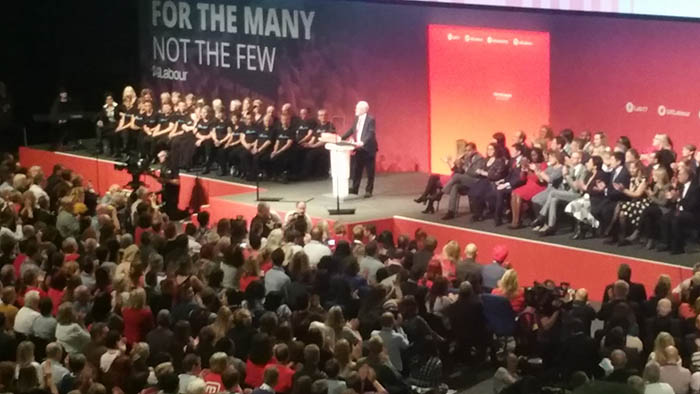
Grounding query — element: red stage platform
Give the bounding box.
[19,146,693,301]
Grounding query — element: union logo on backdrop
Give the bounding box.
[625,102,648,114]
[624,102,692,118]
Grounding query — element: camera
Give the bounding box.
[114,154,151,189]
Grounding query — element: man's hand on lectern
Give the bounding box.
[355,141,364,148]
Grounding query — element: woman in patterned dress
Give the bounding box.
[616,160,649,246]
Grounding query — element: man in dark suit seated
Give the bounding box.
[602,263,647,305]
[440,142,484,220]
[605,350,638,383]
[645,298,682,351]
[591,151,630,242]
[658,165,700,254]
[455,243,483,293]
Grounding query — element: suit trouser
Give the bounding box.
[351,149,375,193]
[660,211,696,252]
[443,173,475,213]
[539,189,580,227]
[591,199,618,233]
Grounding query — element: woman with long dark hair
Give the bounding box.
[468,143,508,222]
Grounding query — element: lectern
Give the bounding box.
[324,138,357,215]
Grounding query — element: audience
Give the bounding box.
[1,148,700,394]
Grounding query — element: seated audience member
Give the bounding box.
[643,361,676,394]
[603,263,648,305]
[415,139,469,214]
[639,167,672,250]
[591,151,630,240]
[658,166,700,254]
[529,150,565,214]
[491,144,528,226]
[455,243,482,292]
[659,346,691,394]
[509,148,546,228]
[645,298,682,348]
[532,150,587,235]
[605,349,637,383]
[491,269,525,313]
[615,160,649,245]
[482,245,508,292]
[252,365,279,394]
[565,155,606,239]
[440,142,484,220]
[466,142,508,222]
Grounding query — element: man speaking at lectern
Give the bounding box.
[342,101,377,198]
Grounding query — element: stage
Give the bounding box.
[19,143,695,301]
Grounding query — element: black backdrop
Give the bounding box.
[0,0,140,147]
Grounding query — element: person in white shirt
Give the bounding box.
[41,342,69,385]
[370,312,409,372]
[284,201,312,233]
[13,290,40,336]
[359,241,384,284]
[304,227,331,267]
[644,361,675,394]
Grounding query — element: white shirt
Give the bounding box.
[303,240,331,267]
[13,306,40,335]
[681,182,691,211]
[355,114,366,142]
[645,382,675,394]
[29,184,50,204]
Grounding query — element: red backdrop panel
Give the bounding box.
[428,25,550,174]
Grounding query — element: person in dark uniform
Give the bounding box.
[211,108,232,176]
[269,113,296,182]
[239,112,259,181]
[135,100,159,160]
[342,101,378,198]
[49,87,77,150]
[194,105,214,174]
[115,86,138,158]
[252,114,276,180]
[95,92,118,155]
[302,108,335,179]
[170,100,197,170]
[225,113,244,177]
[156,150,186,220]
[292,107,317,178]
[151,102,175,159]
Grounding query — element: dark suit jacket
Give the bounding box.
[604,166,631,201]
[455,258,483,293]
[675,181,700,218]
[602,281,647,305]
[342,114,378,154]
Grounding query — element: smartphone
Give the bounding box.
[240,242,247,248]
[327,239,336,246]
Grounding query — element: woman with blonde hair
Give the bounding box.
[440,240,460,281]
[238,256,261,292]
[649,331,677,365]
[638,167,672,250]
[208,306,233,342]
[115,86,138,157]
[491,269,525,313]
[121,288,154,345]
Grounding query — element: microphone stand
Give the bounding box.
[255,171,282,202]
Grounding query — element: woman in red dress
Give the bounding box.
[510,148,545,228]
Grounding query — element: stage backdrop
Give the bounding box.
[139,0,700,174]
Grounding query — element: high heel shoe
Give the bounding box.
[421,200,436,214]
[414,196,427,204]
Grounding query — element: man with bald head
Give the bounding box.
[456,243,482,293]
[660,346,691,394]
[605,349,637,383]
[342,101,377,198]
[645,298,681,347]
[565,288,596,337]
